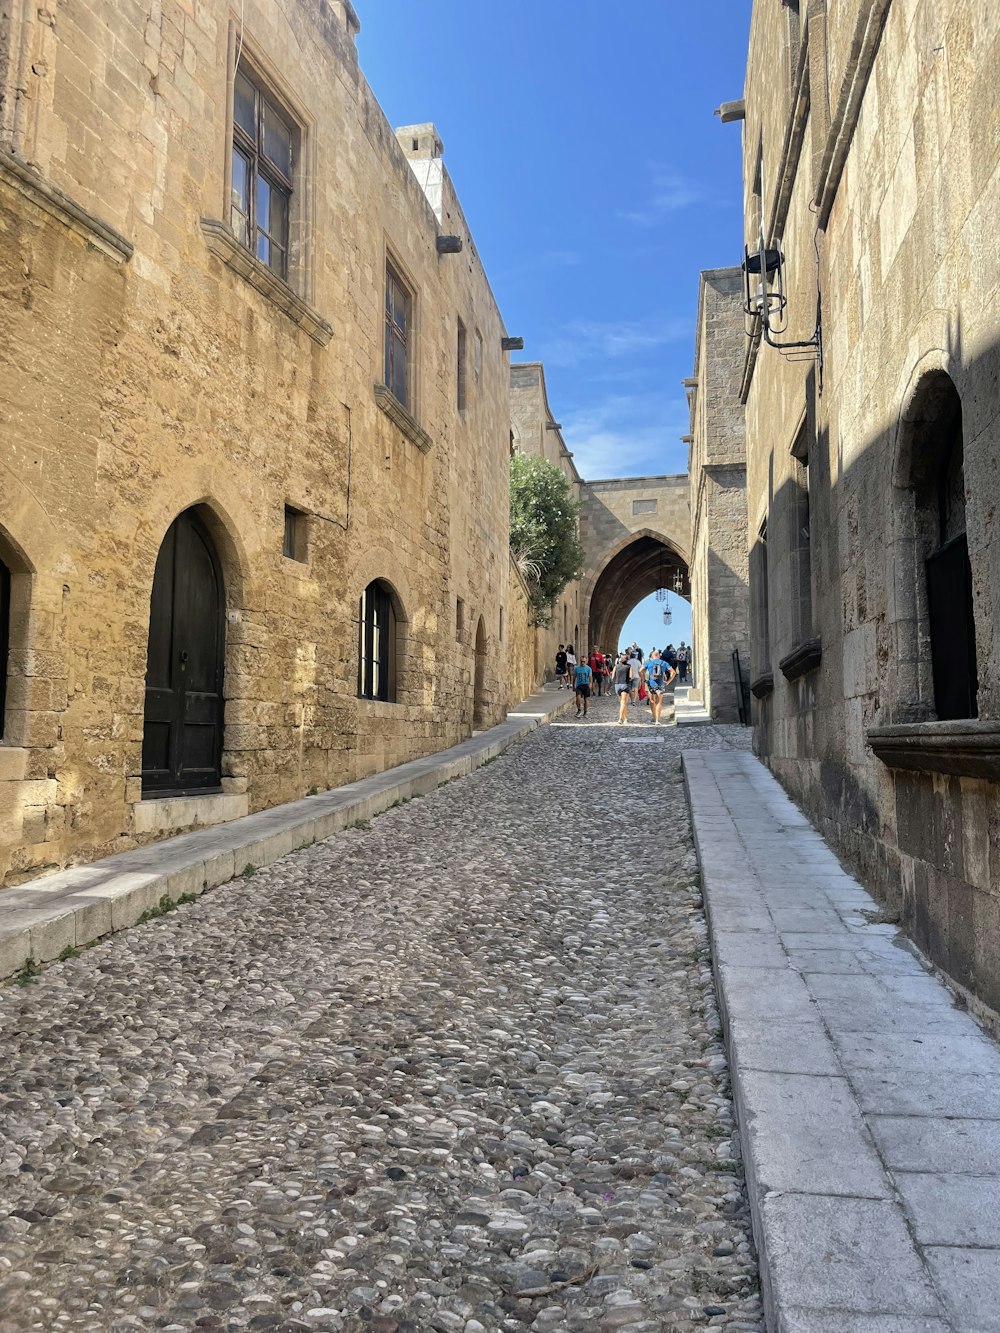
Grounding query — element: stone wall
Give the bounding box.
[688,268,750,722]
[740,0,1000,1027]
[0,0,517,883]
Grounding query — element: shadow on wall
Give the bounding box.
[748,324,1000,1019]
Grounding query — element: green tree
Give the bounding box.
[509,453,584,626]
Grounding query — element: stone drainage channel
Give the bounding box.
[0,695,759,1333]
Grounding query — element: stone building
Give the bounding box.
[734,0,1000,1025]
[509,362,585,677]
[0,0,525,884]
[687,267,750,722]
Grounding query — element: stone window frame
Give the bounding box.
[231,65,295,281]
[749,506,773,698]
[199,25,331,346]
[374,244,431,452]
[282,505,310,565]
[357,580,401,704]
[779,413,822,682]
[868,353,991,781]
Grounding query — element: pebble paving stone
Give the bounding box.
[0,693,761,1332]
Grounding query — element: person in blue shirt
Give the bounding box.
[644,649,677,725]
[573,658,593,718]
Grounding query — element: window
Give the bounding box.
[457,319,467,411]
[385,262,412,408]
[232,68,293,278]
[789,425,812,641]
[358,581,398,702]
[0,556,9,738]
[474,329,483,384]
[924,388,977,719]
[456,596,465,643]
[750,517,771,684]
[283,505,308,562]
[499,606,504,641]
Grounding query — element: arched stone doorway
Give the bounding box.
[473,616,487,725]
[587,533,690,652]
[142,508,227,795]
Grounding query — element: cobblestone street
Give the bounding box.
[0,696,761,1333]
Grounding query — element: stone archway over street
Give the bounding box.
[579,476,691,651]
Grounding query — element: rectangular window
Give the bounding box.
[385,262,412,409]
[790,428,812,641]
[456,596,464,643]
[232,68,293,279]
[283,505,307,562]
[474,329,483,384]
[457,318,467,411]
[499,606,504,642]
[751,518,771,680]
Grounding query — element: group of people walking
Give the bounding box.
[554,641,686,723]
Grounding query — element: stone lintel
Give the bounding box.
[199,218,333,346]
[373,383,433,453]
[867,720,1000,781]
[750,670,774,699]
[779,637,822,681]
[0,149,133,262]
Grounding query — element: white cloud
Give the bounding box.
[561,392,692,480]
[619,168,709,227]
[539,315,692,369]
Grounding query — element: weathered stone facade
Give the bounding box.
[0,0,521,884]
[687,268,750,722]
[737,0,1000,1027]
[580,478,691,654]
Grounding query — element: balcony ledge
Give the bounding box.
[750,671,774,699]
[373,383,433,452]
[199,218,332,346]
[867,719,1000,781]
[779,636,822,681]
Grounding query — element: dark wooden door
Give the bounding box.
[142,511,226,794]
[926,532,978,721]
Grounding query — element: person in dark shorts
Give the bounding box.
[555,644,568,688]
[573,657,593,718]
[613,651,635,724]
[644,649,676,725]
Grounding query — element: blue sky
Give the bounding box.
[356,1,751,655]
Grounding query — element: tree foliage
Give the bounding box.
[509,453,584,626]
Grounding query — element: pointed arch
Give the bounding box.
[473,615,487,725]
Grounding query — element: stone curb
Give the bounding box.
[0,687,574,982]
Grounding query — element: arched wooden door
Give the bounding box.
[142,510,226,794]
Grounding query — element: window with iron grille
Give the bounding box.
[385,263,412,408]
[358,580,398,702]
[231,68,293,279]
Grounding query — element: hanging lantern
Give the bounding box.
[672,569,685,594]
[662,606,672,625]
[655,585,666,603]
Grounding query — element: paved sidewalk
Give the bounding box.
[684,749,1000,1333]
[0,686,574,983]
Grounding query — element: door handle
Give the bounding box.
[180,650,189,664]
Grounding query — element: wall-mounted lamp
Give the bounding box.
[742,237,822,376]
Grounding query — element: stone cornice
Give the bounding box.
[373,383,433,453]
[867,720,1000,782]
[750,671,774,699]
[0,149,132,262]
[779,637,822,681]
[199,218,332,346]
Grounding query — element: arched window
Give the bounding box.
[358,580,398,702]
